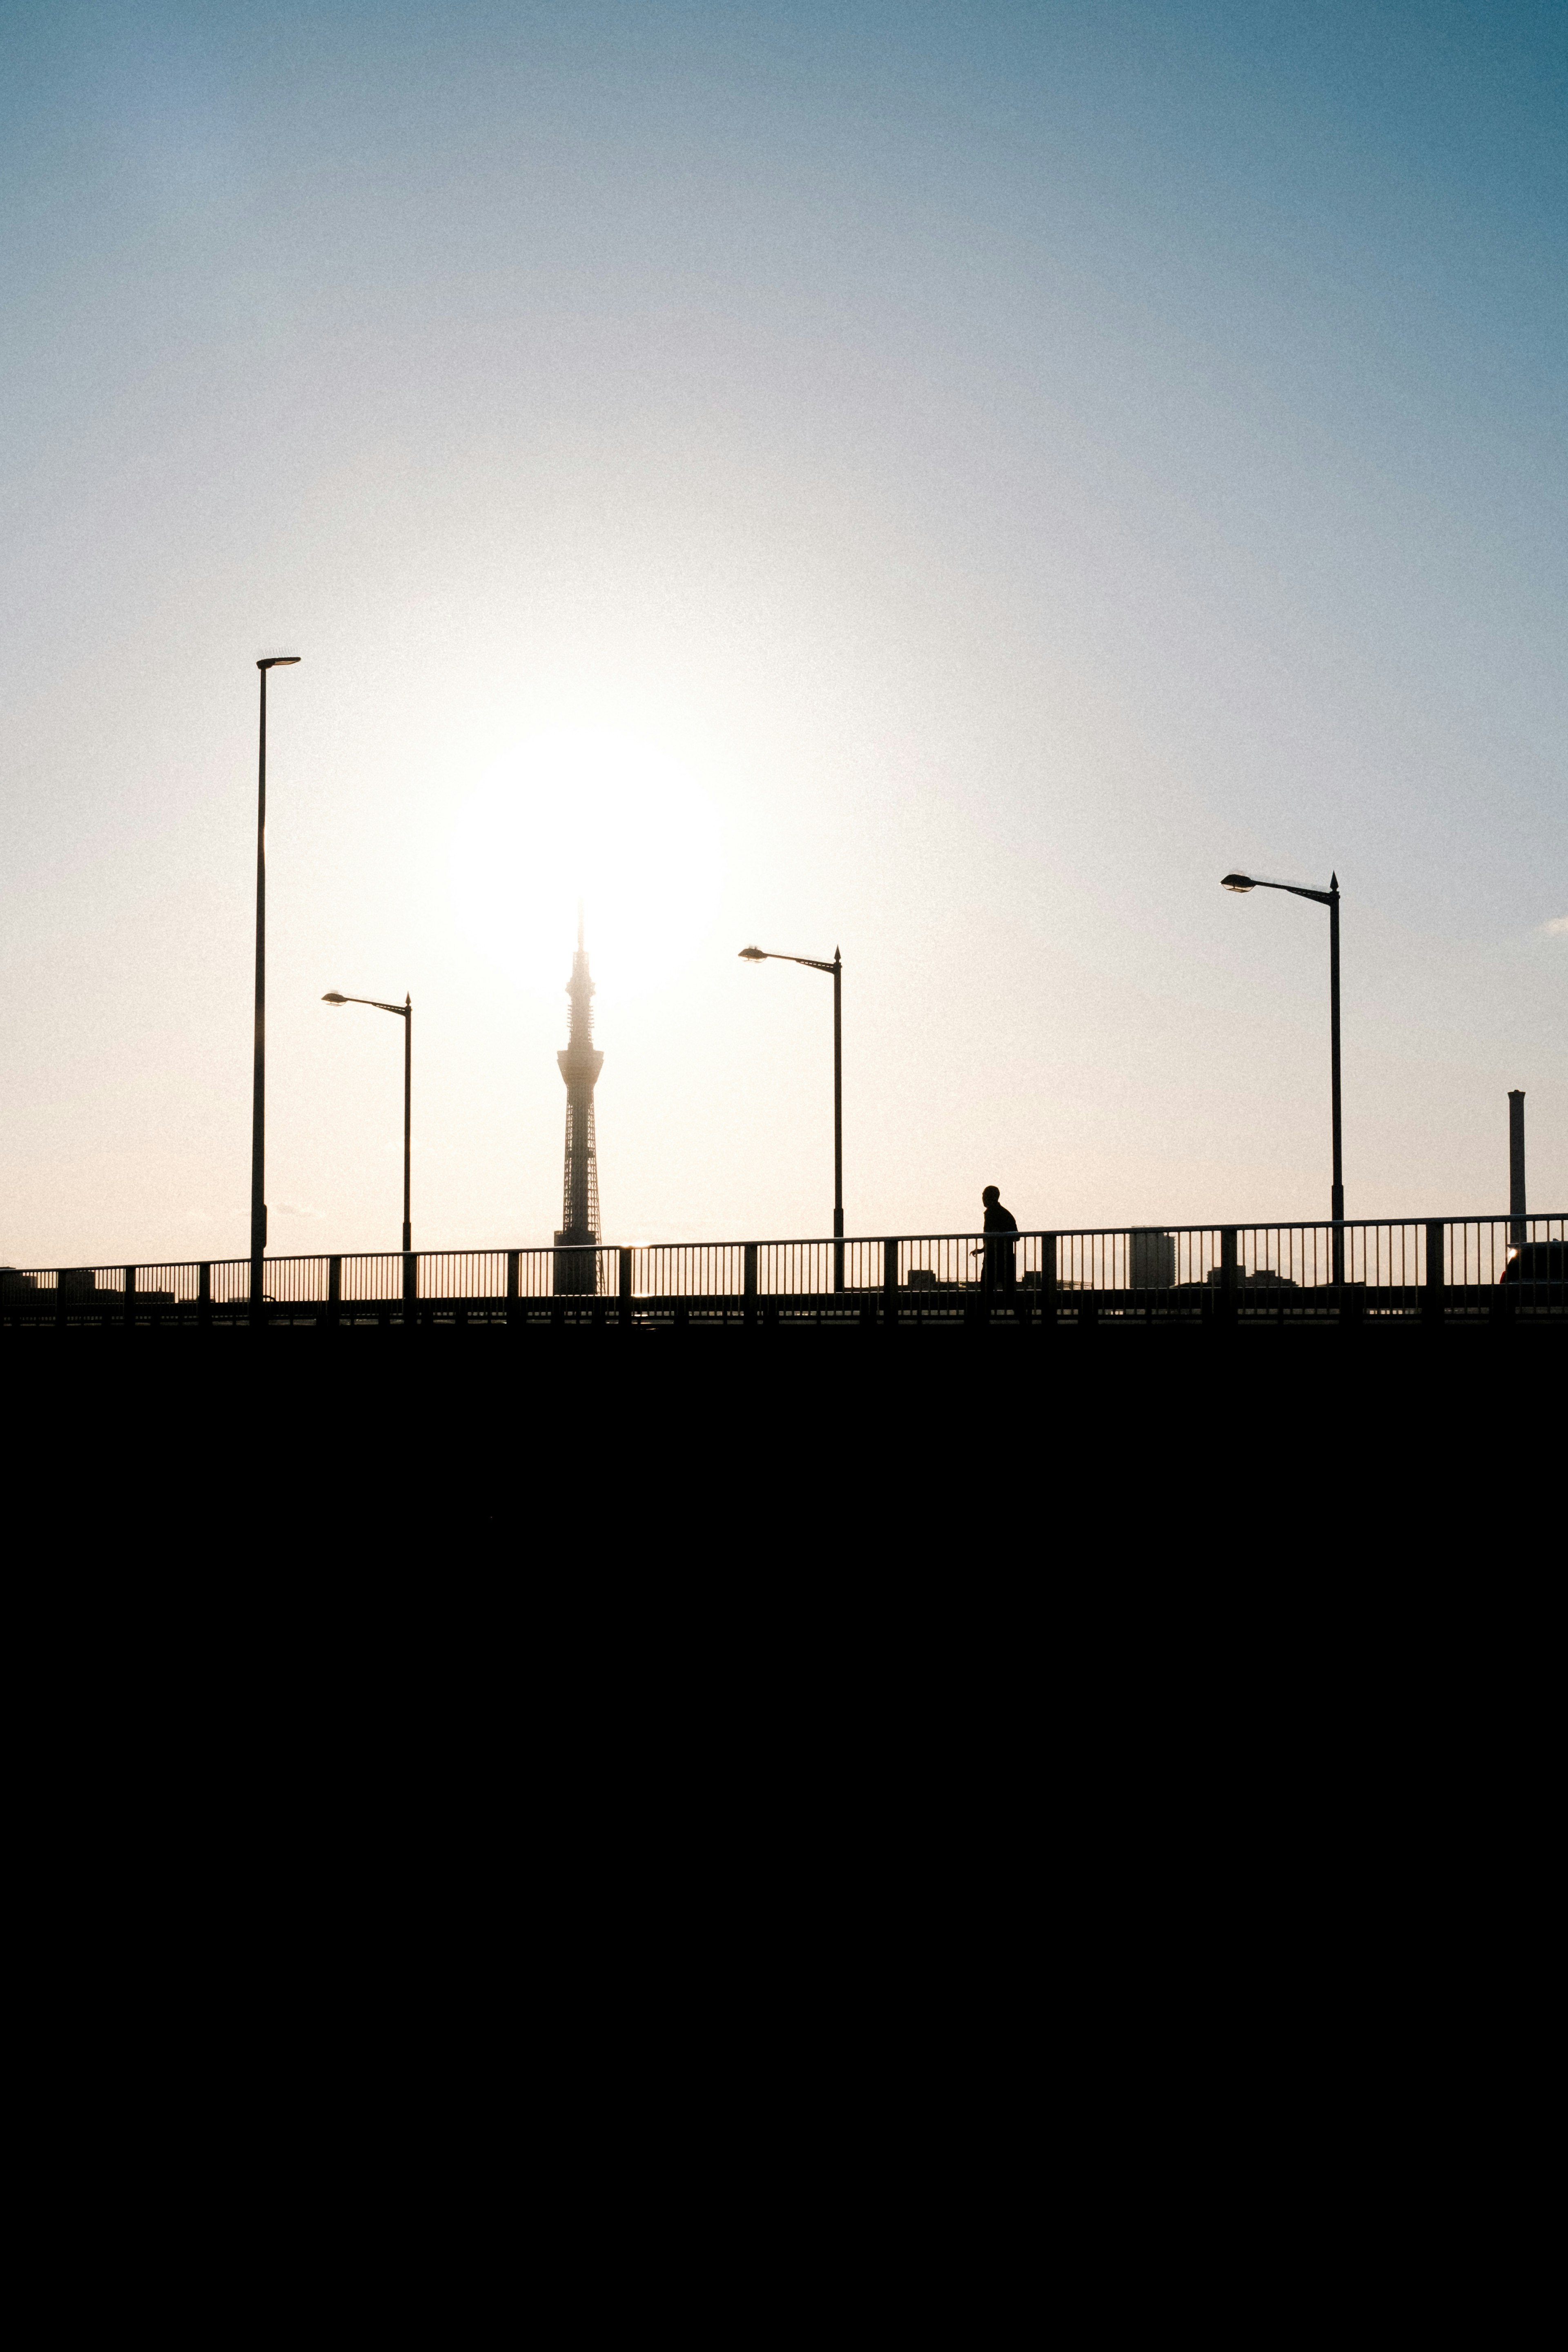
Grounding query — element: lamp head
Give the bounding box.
[258,654,301,669]
[322,992,347,1005]
[1221,873,1257,893]
[738,945,767,961]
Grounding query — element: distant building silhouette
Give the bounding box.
[1129,1230,1176,1287]
[554,907,603,1293]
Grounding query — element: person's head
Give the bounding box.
[982,1186,1000,1207]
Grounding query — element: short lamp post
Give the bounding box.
[739,943,844,1292]
[1222,869,1344,1285]
[322,992,414,1252]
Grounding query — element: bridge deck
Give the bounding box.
[4,1284,1559,1331]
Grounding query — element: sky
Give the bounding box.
[2,0,1563,1265]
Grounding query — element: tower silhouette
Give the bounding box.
[553,904,603,1291]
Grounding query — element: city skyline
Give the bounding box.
[2,2,1564,1266]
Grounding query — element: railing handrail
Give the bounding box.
[4,1207,1564,1284]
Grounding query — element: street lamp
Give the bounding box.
[740,943,844,1292]
[1222,869,1344,1283]
[322,992,414,1251]
[252,655,301,1314]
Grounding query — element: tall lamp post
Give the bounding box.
[739,943,844,1292]
[252,655,301,1313]
[1222,869,1344,1284]
[322,992,414,1251]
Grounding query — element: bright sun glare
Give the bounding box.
[450,729,723,1002]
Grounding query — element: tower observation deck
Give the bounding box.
[554,905,603,1290]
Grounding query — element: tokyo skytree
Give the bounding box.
[553,905,603,1290]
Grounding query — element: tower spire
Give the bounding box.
[554,905,604,1290]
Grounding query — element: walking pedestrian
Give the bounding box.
[980,1185,1019,1308]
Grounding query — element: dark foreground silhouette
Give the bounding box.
[2,1320,1543,1572]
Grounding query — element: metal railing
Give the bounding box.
[2,1215,1562,1329]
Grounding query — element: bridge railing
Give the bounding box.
[2,1215,1562,1325]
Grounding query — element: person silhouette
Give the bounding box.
[980,1185,1019,1308]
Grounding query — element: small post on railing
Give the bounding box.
[1040,1235,1056,1334]
[619,1247,633,1332]
[56,1274,68,1330]
[124,1266,136,1331]
[198,1261,211,1329]
[328,1254,342,1331]
[1220,1228,1238,1326]
[403,1250,417,1330]
[1424,1221,1446,1326]
[744,1242,758,1329]
[507,1248,522,1334]
[883,1237,899,1326]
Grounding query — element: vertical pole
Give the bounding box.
[402,997,412,1254]
[744,1241,758,1329]
[833,950,844,1295]
[883,1236,899,1326]
[250,664,267,1319]
[328,1253,342,1331]
[124,1265,136,1332]
[1220,1226,1238,1326]
[1329,877,1344,1287]
[1508,1091,1526,1246]
[198,1261,211,1330]
[1040,1234,1057,1334]
[619,1246,633,1331]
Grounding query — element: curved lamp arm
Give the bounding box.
[739,945,839,974]
[323,992,410,1017]
[1221,872,1337,907]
